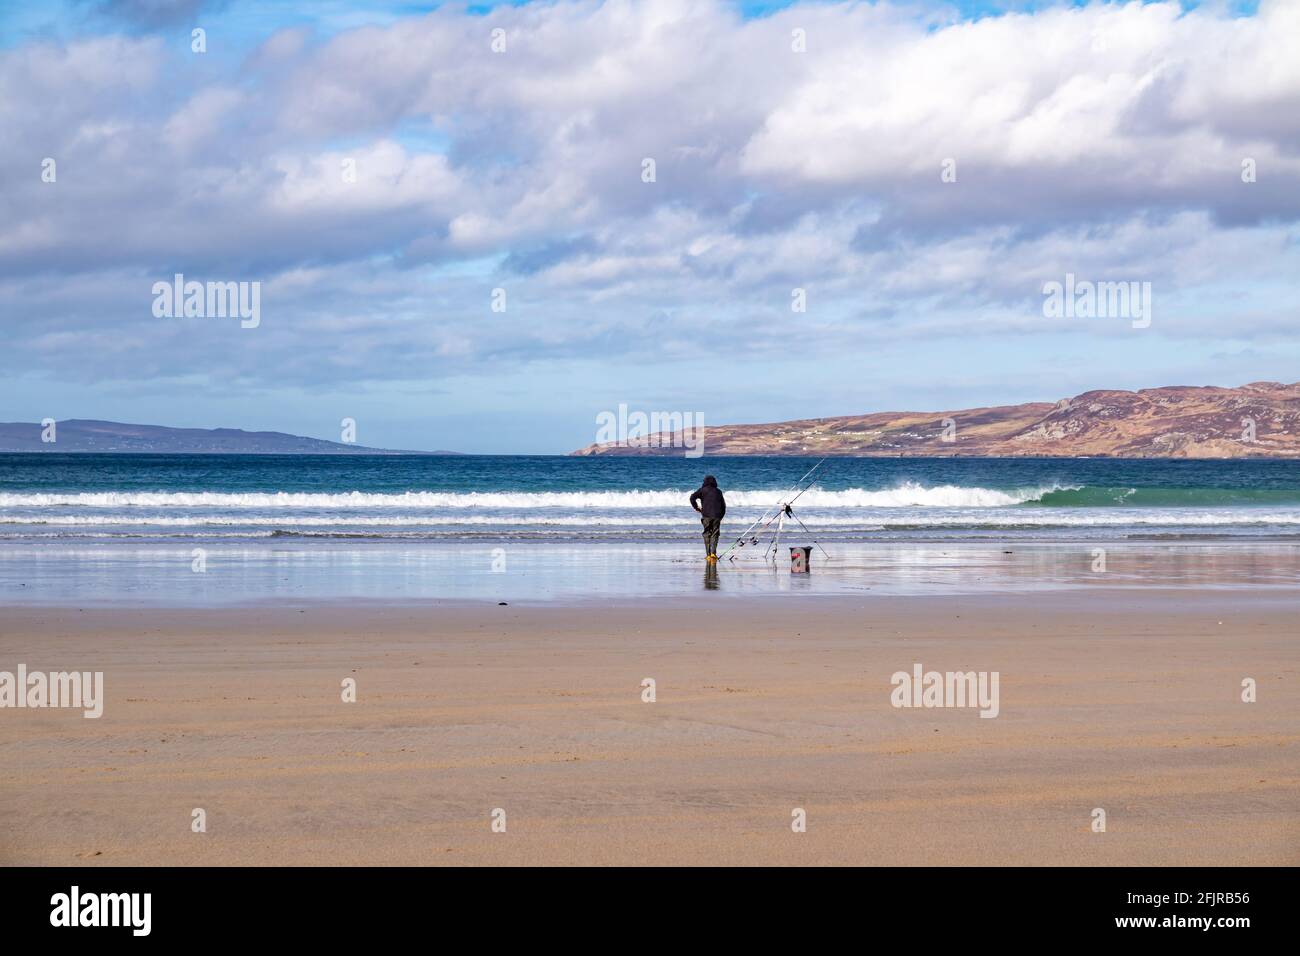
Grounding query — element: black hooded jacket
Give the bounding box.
[689,475,726,520]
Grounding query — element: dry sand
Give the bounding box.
[1,590,1296,865]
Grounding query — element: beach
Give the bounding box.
[5,0,1299,901]
[2,453,1298,866]
[3,586,1296,866]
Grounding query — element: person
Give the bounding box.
[689,474,726,562]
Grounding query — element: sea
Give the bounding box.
[1,454,1297,604]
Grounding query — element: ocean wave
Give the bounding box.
[3,511,1298,528]
[1035,486,1300,507]
[0,482,1070,510]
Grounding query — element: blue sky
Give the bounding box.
[0,1,1266,49]
[1,0,1296,453]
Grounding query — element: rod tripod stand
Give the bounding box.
[763,503,831,564]
[719,459,833,565]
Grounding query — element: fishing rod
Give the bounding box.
[775,464,833,560]
[719,458,827,561]
[758,462,832,563]
[719,458,824,559]
[784,506,833,562]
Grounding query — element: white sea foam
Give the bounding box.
[1,511,1297,527]
[0,482,1068,510]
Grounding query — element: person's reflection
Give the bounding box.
[703,562,720,591]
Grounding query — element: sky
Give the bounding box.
[0,0,1295,454]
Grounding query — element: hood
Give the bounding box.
[702,475,717,487]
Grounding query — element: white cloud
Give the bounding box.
[0,0,1297,393]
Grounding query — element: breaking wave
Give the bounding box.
[3,512,1298,528]
[0,482,1071,510]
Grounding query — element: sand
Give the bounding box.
[1,590,1296,866]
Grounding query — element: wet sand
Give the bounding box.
[3,538,1296,605]
[1,590,1296,865]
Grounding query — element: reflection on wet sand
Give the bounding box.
[0,539,1295,606]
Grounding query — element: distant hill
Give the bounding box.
[0,420,459,455]
[572,382,1300,458]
